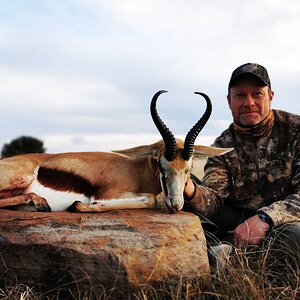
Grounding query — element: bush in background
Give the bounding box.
[1,136,46,158]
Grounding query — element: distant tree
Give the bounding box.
[1,136,46,158]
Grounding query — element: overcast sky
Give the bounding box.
[1,0,300,153]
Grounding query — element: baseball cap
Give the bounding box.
[228,63,271,89]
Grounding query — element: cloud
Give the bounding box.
[0,0,299,153]
[42,133,217,153]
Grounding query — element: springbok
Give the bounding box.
[0,90,232,213]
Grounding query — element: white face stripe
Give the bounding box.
[27,179,90,211]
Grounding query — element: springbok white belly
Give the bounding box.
[27,179,91,211]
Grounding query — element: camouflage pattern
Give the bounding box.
[189,109,300,227]
[228,63,271,88]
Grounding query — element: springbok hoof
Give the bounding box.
[67,201,81,212]
[37,205,51,212]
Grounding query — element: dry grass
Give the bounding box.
[0,247,299,300]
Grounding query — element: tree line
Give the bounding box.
[1,136,45,158]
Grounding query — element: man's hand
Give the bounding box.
[183,178,196,200]
[232,215,270,248]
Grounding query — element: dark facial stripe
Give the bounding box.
[158,159,168,197]
[37,167,99,198]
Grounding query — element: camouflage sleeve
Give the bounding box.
[259,137,300,227]
[187,154,231,218]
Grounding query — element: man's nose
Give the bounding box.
[244,94,255,106]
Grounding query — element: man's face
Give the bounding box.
[227,80,274,126]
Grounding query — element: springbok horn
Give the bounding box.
[150,90,177,161]
[182,92,212,161]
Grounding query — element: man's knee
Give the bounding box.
[264,222,300,271]
[268,222,300,252]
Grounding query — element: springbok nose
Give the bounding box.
[166,195,184,213]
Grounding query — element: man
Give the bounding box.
[183,63,300,269]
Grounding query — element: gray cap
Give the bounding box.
[228,63,271,89]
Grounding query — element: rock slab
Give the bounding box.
[0,209,209,294]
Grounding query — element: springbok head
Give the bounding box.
[115,90,232,213]
[150,90,214,212]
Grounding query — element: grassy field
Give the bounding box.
[0,246,299,300]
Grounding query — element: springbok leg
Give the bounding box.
[0,157,38,190]
[70,192,163,213]
[0,193,51,212]
[0,158,51,211]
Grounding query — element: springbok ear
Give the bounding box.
[113,140,164,158]
[193,145,233,157]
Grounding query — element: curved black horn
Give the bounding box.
[182,92,212,161]
[150,90,177,161]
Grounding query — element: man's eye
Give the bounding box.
[235,93,244,98]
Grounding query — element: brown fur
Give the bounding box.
[0,139,232,212]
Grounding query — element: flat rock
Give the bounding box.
[0,209,209,295]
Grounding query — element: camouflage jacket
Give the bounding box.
[189,109,300,227]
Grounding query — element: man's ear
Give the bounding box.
[227,93,231,109]
[269,89,274,103]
